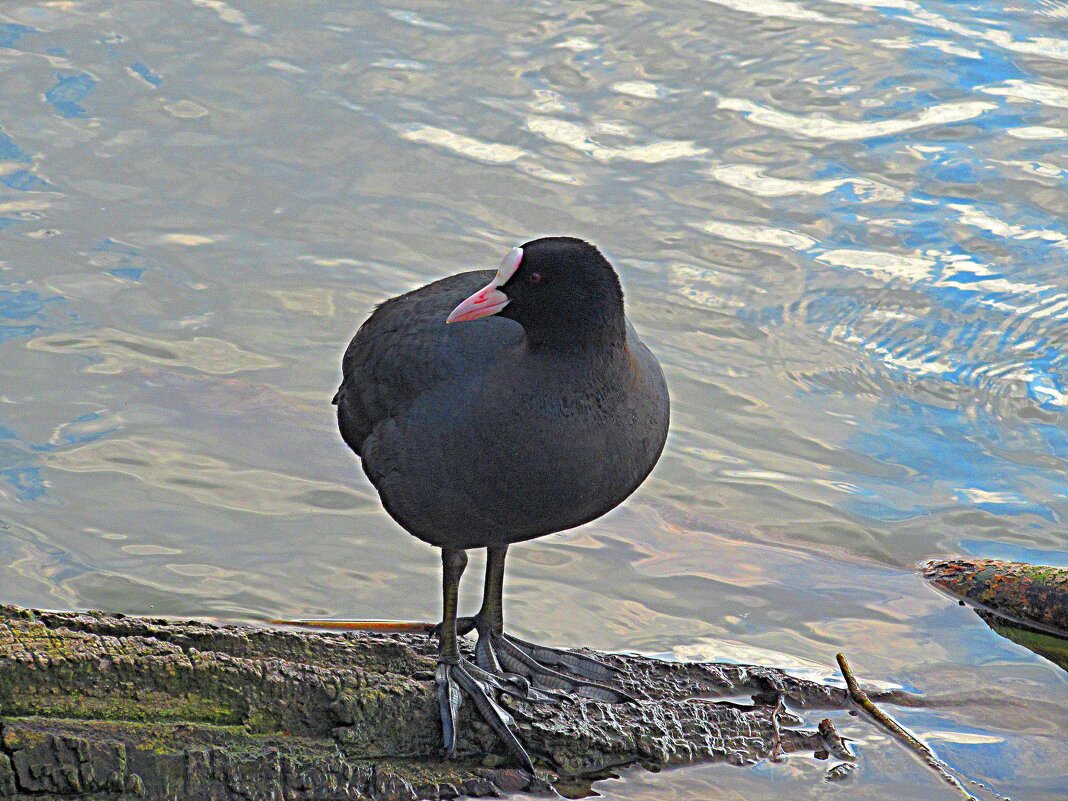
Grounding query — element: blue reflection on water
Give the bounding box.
[960,540,1068,568]
[0,24,33,49]
[0,467,46,501]
[45,73,96,118]
[0,132,31,163]
[0,129,48,191]
[0,291,58,320]
[843,399,1067,524]
[1,170,48,191]
[130,61,162,86]
[789,0,1068,526]
[0,407,118,500]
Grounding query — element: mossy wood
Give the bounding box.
[923,558,1068,671]
[0,605,858,800]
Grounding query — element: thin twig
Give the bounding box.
[270,618,435,633]
[768,693,786,762]
[836,653,983,801]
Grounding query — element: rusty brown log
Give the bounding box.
[923,558,1068,672]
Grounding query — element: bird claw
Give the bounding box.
[436,614,619,680]
[437,616,632,703]
[436,659,535,773]
[432,616,632,771]
[436,662,463,755]
[504,632,623,684]
[483,630,633,704]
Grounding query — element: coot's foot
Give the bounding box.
[449,615,633,703]
[436,658,535,773]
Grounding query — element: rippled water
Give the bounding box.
[2,1,1068,798]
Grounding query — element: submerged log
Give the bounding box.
[923,558,1068,671]
[0,604,858,800]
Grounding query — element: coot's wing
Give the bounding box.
[335,270,521,455]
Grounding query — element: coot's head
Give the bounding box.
[446,237,625,349]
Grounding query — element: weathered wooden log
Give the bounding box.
[0,605,857,800]
[923,558,1068,671]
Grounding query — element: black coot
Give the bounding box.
[335,237,669,769]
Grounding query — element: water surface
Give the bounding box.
[1,1,1067,798]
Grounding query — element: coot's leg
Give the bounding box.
[476,545,506,635]
[435,547,535,773]
[456,546,632,703]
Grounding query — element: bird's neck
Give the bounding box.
[520,308,627,358]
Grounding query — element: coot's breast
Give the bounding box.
[359,327,669,549]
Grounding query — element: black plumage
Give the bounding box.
[334,237,669,769]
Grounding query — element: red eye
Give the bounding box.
[528,272,542,285]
